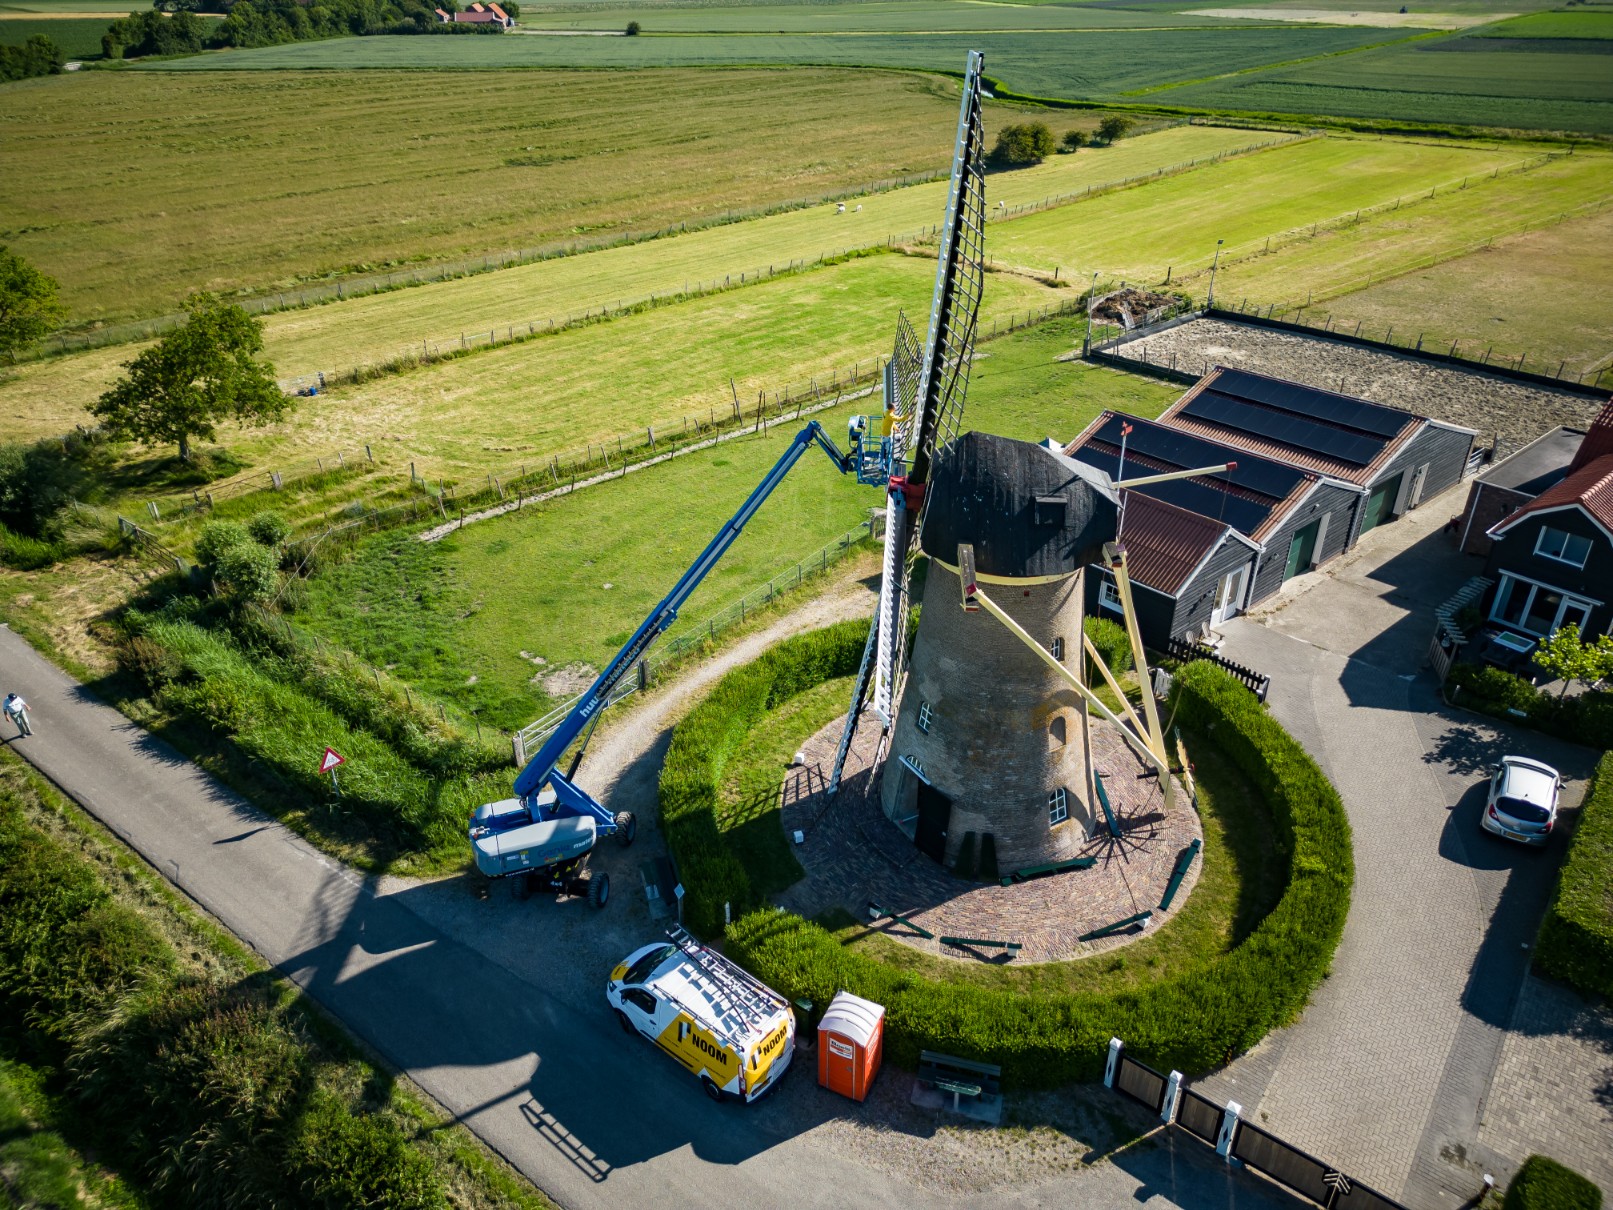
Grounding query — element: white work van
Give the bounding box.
[606,925,795,1103]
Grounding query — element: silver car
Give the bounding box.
[1481,756,1562,846]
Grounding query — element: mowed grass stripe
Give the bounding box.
[0,68,967,323]
[987,135,1533,280]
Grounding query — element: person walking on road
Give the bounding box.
[3,692,31,738]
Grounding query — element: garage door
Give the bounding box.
[1360,477,1399,535]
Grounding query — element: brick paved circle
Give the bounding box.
[777,713,1202,964]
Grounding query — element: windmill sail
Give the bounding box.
[828,49,987,793]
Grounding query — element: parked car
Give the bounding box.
[1481,756,1562,846]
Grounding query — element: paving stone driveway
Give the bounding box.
[1193,492,1611,1206]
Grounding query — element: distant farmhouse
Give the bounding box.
[435,3,513,25]
[1064,366,1476,647]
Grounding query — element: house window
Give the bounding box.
[1051,636,1064,662]
[1491,572,1597,637]
[1048,787,1068,826]
[917,700,933,734]
[1098,579,1123,614]
[1534,526,1592,569]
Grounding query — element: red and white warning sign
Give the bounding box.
[319,747,345,775]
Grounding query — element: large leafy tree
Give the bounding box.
[1533,623,1613,696]
[0,246,66,364]
[93,295,288,463]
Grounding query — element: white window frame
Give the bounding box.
[1048,787,1068,826]
[1490,571,1598,637]
[1051,636,1064,662]
[1534,525,1592,570]
[917,700,932,734]
[1098,580,1123,614]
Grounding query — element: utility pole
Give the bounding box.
[1206,238,1225,311]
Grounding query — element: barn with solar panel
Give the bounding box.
[1063,368,1475,647]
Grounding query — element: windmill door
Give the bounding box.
[914,783,952,865]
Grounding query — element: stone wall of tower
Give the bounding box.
[880,559,1094,871]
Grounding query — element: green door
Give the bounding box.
[1285,520,1320,581]
[1360,477,1399,536]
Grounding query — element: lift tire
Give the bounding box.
[701,1076,723,1102]
[511,872,532,902]
[589,871,611,909]
[615,1009,635,1036]
[614,811,637,848]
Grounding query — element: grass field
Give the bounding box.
[1151,31,1613,132]
[513,1,1241,31]
[985,135,1532,282]
[1315,204,1613,377]
[1473,9,1613,38]
[0,68,970,324]
[294,323,1178,726]
[0,14,111,56]
[145,25,1416,99]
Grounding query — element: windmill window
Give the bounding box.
[917,700,933,734]
[1035,495,1067,527]
[1048,787,1068,826]
[1051,636,1064,662]
[1050,715,1067,747]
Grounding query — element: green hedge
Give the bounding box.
[1084,615,1133,678]
[658,618,869,936]
[722,659,1353,1087]
[1447,664,1613,749]
[1504,1155,1603,1210]
[1535,752,1613,1000]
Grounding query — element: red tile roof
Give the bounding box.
[1114,492,1243,595]
[1490,452,1613,539]
[1568,400,1613,476]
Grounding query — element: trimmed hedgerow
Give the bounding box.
[1535,751,1613,1001]
[657,618,869,935]
[721,657,1352,1087]
[1504,1155,1603,1210]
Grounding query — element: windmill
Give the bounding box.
[828,48,988,794]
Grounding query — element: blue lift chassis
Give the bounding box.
[468,420,863,903]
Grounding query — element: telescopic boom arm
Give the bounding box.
[509,421,853,821]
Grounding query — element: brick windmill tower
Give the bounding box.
[878,432,1121,870]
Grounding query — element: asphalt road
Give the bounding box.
[0,624,1302,1210]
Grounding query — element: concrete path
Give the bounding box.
[1195,494,1609,1205]
[0,621,1303,1210]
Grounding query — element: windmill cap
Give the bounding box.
[920,431,1119,578]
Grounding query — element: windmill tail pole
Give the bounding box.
[957,545,1168,778]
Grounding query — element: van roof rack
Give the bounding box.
[665,924,783,1038]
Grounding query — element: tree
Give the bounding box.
[0,247,66,364]
[1533,623,1613,695]
[1096,115,1134,145]
[988,121,1055,168]
[93,295,288,463]
[624,19,640,33]
[1060,128,1086,152]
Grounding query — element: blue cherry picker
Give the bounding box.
[467,49,988,907]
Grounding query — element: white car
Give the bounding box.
[1481,756,1562,847]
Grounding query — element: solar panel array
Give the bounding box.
[1184,392,1387,468]
[1074,445,1274,536]
[1092,415,1307,501]
[1214,368,1409,439]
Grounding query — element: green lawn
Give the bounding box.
[987,134,1530,282]
[0,67,969,324]
[824,727,1284,992]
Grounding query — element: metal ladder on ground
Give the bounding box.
[666,925,781,1033]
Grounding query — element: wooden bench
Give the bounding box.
[918,1050,1001,1112]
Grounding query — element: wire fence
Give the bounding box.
[512,510,884,759]
[138,447,379,522]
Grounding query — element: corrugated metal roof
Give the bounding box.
[921,431,1119,578]
[1491,452,1613,539]
[1116,492,1242,595]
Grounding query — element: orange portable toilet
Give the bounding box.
[817,990,885,1102]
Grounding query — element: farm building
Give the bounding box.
[1060,370,1475,647]
[881,431,1118,869]
[1455,424,1589,557]
[1480,401,1613,642]
[435,2,513,24]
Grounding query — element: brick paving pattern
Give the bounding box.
[1113,317,1602,460]
[778,715,1200,964]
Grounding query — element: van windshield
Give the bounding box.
[625,944,676,986]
